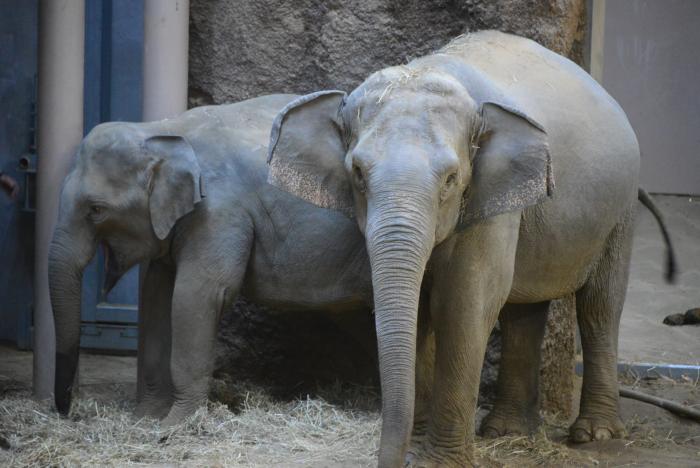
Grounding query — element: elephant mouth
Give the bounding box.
[101,241,125,295]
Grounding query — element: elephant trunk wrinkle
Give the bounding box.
[366,199,435,468]
[48,226,96,415]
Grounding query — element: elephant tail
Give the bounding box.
[638,188,677,283]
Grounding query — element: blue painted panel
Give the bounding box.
[80,323,138,351]
[0,0,38,348]
[99,0,142,314]
[81,0,143,350]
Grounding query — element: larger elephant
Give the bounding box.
[267,31,675,467]
[49,94,374,424]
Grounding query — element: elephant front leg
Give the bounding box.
[420,299,500,467]
[135,260,176,420]
[413,216,518,467]
[160,274,227,426]
[407,292,435,461]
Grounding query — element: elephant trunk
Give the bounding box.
[48,223,95,414]
[366,190,435,468]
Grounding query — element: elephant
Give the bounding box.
[48,94,375,425]
[267,31,676,467]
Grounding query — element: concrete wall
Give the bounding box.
[599,0,700,195]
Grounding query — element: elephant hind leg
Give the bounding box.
[570,209,635,443]
[480,301,549,438]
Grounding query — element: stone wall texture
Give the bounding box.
[189,0,586,105]
[192,0,586,411]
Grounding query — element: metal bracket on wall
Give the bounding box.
[17,91,37,213]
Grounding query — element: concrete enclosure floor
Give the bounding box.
[621,194,700,366]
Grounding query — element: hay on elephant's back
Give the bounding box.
[0,383,381,467]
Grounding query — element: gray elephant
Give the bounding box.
[49,94,375,424]
[267,31,675,467]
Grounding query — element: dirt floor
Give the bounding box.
[1,348,698,467]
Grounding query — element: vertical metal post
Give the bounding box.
[142,0,189,122]
[589,0,607,83]
[137,0,189,401]
[34,0,86,399]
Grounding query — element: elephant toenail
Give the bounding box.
[571,427,592,443]
[594,428,612,440]
[481,427,501,439]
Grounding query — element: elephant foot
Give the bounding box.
[159,401,203,428]
[405,440,476,468]
[134,398,172,420]
[569,415,626,443]
[160,412,184,428]
[479,406,540,438]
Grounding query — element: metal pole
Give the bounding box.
[34,0,86,399]
[137,0,189,401]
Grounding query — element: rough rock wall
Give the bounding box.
[193,0,586,412]
[540,296,577,417]
[189,0,586,105]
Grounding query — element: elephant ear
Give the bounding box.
[267,90,353,217]
[145,135,206,240]
[458,102,554,229]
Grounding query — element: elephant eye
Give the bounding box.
[88,204,107,222]
[353,164,366,193]
[440,172,458,203]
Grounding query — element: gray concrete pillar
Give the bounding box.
[142,0,189,121]
[34,0,86,399]
[137,0,189,401]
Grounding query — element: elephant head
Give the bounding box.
[50,122,204,414]
[267,69,553,466]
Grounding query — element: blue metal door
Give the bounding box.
[0,0,38,349]
[79,0,144,352]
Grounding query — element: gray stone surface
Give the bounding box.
[540,296,576,417]
[189,0,586,105]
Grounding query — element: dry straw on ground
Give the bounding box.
[1,378,696,467]
[1,381,586,467]
[0,383,381,467]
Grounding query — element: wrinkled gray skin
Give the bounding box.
[49,94,374,425]
[268,31,649,467]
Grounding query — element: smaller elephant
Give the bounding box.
[49,94,375,425]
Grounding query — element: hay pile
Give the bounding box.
[0,383,381,467]
[3,377,690,467]
[1,379,589,467]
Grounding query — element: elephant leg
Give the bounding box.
[408,291,435,458]
[412,214,519,467]
[480,301,549,437]
[571,209,634,443]
[161,232,251,426]
[135,259,175,419]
